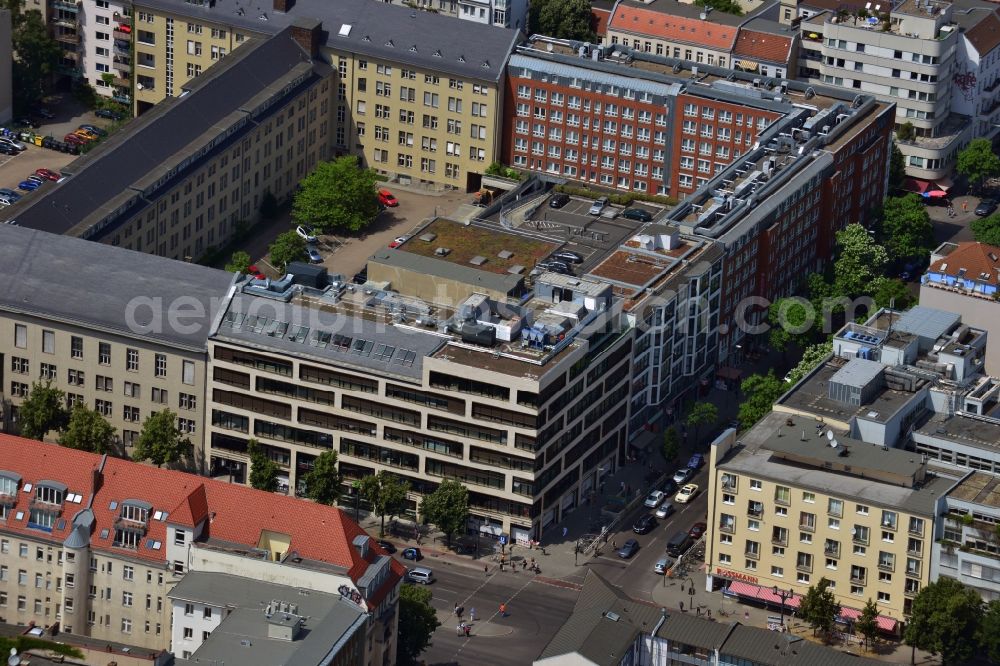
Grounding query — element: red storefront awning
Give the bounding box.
[902,178,931,193]
[837,606,898,632]
[726,581,802,608]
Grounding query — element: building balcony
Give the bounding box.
[799,522,815,533]
[825,545,841,558]
[51,17,76,28]
[748,508,763,518]
[796,563,813,573]
[850,575,867,586]
[51,0,79,11]
[114,59,131,73]
[113,27,131,40]
[113,12,131,25]
[878,561,894,572]
[113,92,131,105]
[54,32,79,45]
[745,549,759,560]
[853,535,869,546]
[719,522,735,534]
[113,75,129,88]
[772,537,788,547]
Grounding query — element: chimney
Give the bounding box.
[273,0,294,13]
[289,17,322,58]
[91,465,103,496]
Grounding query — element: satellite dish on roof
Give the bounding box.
[826,429,834,441]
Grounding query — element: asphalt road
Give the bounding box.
[401,557,579,666]
[582,465,711,603]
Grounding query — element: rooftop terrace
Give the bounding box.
[948,470,1000,507]
[398,218,556,276]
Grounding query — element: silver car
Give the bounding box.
[589,196,609,215]
[654,556,674,574]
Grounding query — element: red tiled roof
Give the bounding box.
[608,5,738,50]
[0,435,404,605]
[592,7,612,38]
[966,11,1000,57]
[733,29,793,64]
[928,242,1000,287]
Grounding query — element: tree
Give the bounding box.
[870,277,915,311]
[971,213,1000,247]
[18,381,69,440]
[685,401,718,447]
[767,297,817,352]
[737,371,786,430]
[420,479,469,548]
[529,0,596,42]
[956,138,1000,193]
[10,10,60,112]
[856,598,880,652]
[259,190,279,219]
[662,426,680,463]
[58,404,115,454]
[784,341,833,386]
[888,144,906,191]
[979,599,1000,664]
[292,156,381,233]
[904,578,983,666]
[268,230,307,271]
[896,121,915,142]
[247,438,280,492]
[301,450,341,505]
[878,195,934,267]
[397,583,440,666]
[224,250,251,274]
[798,577,840,639]
[132,409,189,467]
[695,0,743,15]
[357,471,410,537]
[834,224,888,298]
[0,635,83,661]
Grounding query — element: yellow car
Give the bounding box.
[675,483,700,504]
[73,129,98,141]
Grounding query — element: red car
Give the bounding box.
[688,522,708,540]
[63,134,86,145]
[246,265,266,280]
[377,189,398,207]
[34,168,60,181]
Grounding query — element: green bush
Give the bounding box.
[553,184,677,208]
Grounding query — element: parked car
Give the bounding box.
[687,453,704,470]
[622,207,653,222]
[34,168,60,181]
[95,108,124,120]
[388,235,409,248]
[376,540,396,554]
[307,247,323,263]
[661,479,678,496]
[643,490,666,508]
[26,175,45,186]
[688,522,707,540]
[655,502,675,519]
[538,260,571,275]
[17,180,39,192]
[63,134,86,145]
[654,556,675,574]
[675,483,700,504]
[406,566,435,584]
[976,199,998,217]
[246,264,266,280]
[617,538,640,559]
[0,137,26,151]
[549,193,570,209]
[73,128,99,141]
[0,188,22,202]
[552,250,583,264]
[633,514,657,534]
[0,144,19,156]
[296,224,317,242]
[672,468,692,484]
[589,196,609,215]
[666,530,693,557]
[78,124,108,137]
[378,188,399,207]
[402,547,423,561]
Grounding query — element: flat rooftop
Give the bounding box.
[915,412,1000,452]
[0,224,234,350]
[398,218,557,276]
[724,412,954,515]
[948,470,1000,507]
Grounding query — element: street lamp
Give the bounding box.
[684,576,696,613]
[772,585,795,627]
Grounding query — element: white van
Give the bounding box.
[407,566,435,584]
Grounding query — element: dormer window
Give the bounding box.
[0,472,19,520]
[28,481,66,532]
[114,500,152,550]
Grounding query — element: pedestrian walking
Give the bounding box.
[484,564,489,575]
[458,605,464,618]
[562,526,568,538]
[963,200,969,213]
[744,610,750,622]
[457,622,465,636]
[454,602,460,617]
[522,559,528,570]
[464,624,472,637]
[499,603,507,617]
[612,539,617,550]
[470,607,476,621]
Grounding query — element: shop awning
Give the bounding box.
[736,59,759,71]
[934,175,954,191]
[726,581,802,608]
[837,607,898,632]
[902,178,931,194]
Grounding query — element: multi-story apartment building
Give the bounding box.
[0,10,10,123]
[796,0,962,183]
[128,0,518,191]
[920,241,1000,373]
[5,27,333,260]
[934,470,1000,602]
[0,434,402,663]
[48,0,81,79]
[706,416,948,631]
[80,0,132,103]
[605,2,744,68]
[0,224,233,463]
[378,0,528,29]
[953,3,1000,150]
[205,220,633,541]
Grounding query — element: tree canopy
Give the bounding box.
[956,138,1000,192]
[292,156,381,233]
[529,0,596,42]
[870,276,916,311]
[662,426,680,462]
[856,598,880,652]
[59,404,116,454]
[738,371,786,430]
[18,381,69,440]
[767,297,817,352]
[357,471,410,536]
[421,479,469,548]
[784,342,833,386]
[8,9,60,113]
[268,230,307,272]
[798,577,840,638]
[695,0,743,15]
[971,213,1000,247]
[980,599,1000,664]
[905,577,984,665]
[224,250,252,274]
[397,583,441,666]
[834,224,888,298]
[878,194,934,267]
[685,401,718,446]
[132,409,189,467]
[888,144,906,191]
[248,438,280,493]
[301,450,341,505]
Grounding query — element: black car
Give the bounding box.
[622,207,653,222]
[552,250,583,264]
[617,538,640,559]
[549,193,570,209]
[0,144,18,156]
[95,108,124,121]
[633,514,657,534]
[661,479,678,496]
[976,199,998,217]
[377,540,396,554]
[538,260,571,275]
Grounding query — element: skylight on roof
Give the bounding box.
[339,23,352,36]
[153,510,164,521]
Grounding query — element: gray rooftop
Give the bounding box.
[0,225,234,350]
[212,291,445,380]
[170,572,366,666]
[893,306,961,343]
[722,412,951,516]
[6,30,324,238]
[135,0,518,82]
[915,411,1000,453]
[830,357,884,388]
[371,248,526,295]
